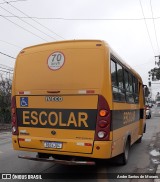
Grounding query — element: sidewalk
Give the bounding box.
[151,132,160,182]
[0,123,11,132]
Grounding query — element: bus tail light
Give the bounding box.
[99,109,107,117]
[97,131,107,138]
[98,120,108,128]
[11,96,18,135]
[95,95,111,141]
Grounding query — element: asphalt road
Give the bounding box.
[0,114,160,182]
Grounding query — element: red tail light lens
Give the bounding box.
[95,95,111,141]
[11,96,18,135]
[98,120,108,128]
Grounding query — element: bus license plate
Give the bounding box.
[44,141,62,149]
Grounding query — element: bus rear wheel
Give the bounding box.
[118,139,130,165]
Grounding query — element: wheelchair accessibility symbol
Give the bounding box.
[20,97,28,107]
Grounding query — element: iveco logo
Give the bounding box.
[51,130,56,135]
[45,96,63,102]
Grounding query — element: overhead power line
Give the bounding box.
[0,0,27,4]
[0,4,56,41]
[0,64,14,80]
[139,0,156,56]
[4,0,65,40]
[0,6,48,42]
[0,63,13,71]
[2,14,160,21]
[150,0,160,54]
[0,5,48,42]
[0,39,22,49]
[0,51,16,59]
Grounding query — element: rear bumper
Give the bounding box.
[12,136,112,159]
[18,155,95,165]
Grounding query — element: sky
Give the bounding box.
[0,0,160,98]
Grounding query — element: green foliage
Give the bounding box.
[156,69,160,80]
[0,78,12,123]
[148,67,160,81]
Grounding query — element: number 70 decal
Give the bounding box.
[47,52,65,71]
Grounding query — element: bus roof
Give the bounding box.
[20,40,104,53]
[18,39,142,83]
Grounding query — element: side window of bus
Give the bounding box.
[111,57,139,104]
[111,60,117,87]
[133,77,139,103]
[111,60,125,102]
[124,70,129,102]
[124,70,134,103]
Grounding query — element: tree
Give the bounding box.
[148,67,160,81]
[0,76,12,123]
[156,69,160,80]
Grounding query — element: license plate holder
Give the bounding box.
[44,141,62,149]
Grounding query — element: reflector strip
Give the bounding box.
[86,90,95,94]
[78,90,86,94]
[78,90,95,94]
[19,130,27,133]
[76,142,92,146]
[25,139,31,142]
[76,142,84,146]
[18,91,31,95]
[18,138,31,142]
[84,143,92,146]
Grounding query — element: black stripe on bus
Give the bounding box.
[16,108,97,130]
[140,109,145,119]
[111,109,144,131]
[17,108,145,131]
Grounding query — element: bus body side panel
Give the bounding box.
[110,102,141,157]
[111,121,139,157]
[107,49,145,158]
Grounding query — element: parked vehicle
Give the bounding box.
[146,106,151,119]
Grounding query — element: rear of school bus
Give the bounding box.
[12,40,113,165]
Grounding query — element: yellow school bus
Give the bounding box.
[12,40,146,165]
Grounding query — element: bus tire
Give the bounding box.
[118,139,130,165]
[144,124,146,133]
